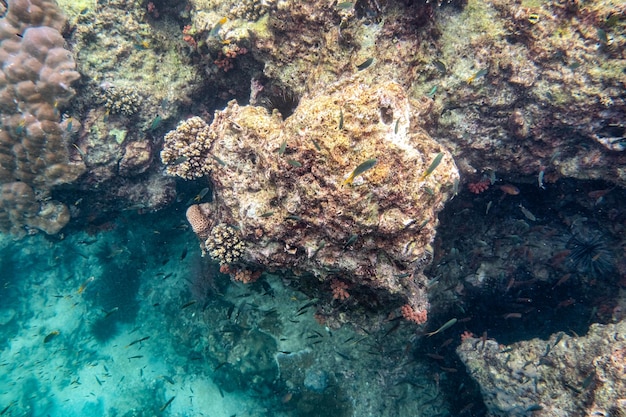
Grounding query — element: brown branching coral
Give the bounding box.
[204,223,246,265]
[160,116,218,180]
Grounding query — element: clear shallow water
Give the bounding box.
[0,207,450,417]
[2,178,625,417]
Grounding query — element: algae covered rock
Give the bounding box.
[457,320,626,417]
[164,75,459,311]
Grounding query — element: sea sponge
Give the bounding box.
[186,203,213,238]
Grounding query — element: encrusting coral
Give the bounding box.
[0,0,84,236]
[163,74,459,313]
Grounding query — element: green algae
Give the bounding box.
[110,128,127,145]
[56,0,95,21]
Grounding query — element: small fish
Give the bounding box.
[466,68,488,85]
[606,13,619,27]
[181,300,197,309]
[126,336,150,347]
[65,117,74,132]
[95,375,102,386]
[211,154,226,166]
[311,139,321,151]
[503,312,522,319]
[425,318,457,337]
[432,59,446,74]
[518,204,536,221]
[537,168,545,189]
[285,214,302,221]
[161,375,175,384]
[343,234,358,249]
[149,115,162,131]
[499,184,520,195]
[128,355,144,360]
[103,109,110,122]
[1,402,15,415]
[338,108,344,130]
[596,28,608,45]
[15,119,26,135]
[44,331,60,343]
[286,159,302,167]
[425,353,445,361]
[553,332,565,347]
[209,17,227,38]
[170,156,188,165]
[160,396,176,412]
[528,13,539,24]
[343,158,377,186]
[336,1,354,9]
[77,276,95,294]
[259,211,275,218]
[103,307,119,318]
[180,247,188,260]
[356,57,374,71]
[277,138,287,156]
[587,187,614,200]
[297,300,317,312]
[569,60,581,71]
[194,187,210,202]
[581,373,595,389]
[420,152,444,180]
[72,143,87,159]
[526,404,543,412]
[394,119,399,134]
[426,85,437,98]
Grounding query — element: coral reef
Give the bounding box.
[0,0,85,236]
[204,223,246,265]
[457,320,626,416]
[160,116,214,180]
[186,0,625,187]
[164,75,459,315]
[99,85,142,116]
[429,0,626,185]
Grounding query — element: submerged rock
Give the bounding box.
[164,75,459,314]
[457,320,626,417]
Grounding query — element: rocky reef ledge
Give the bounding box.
[162,75,459,323]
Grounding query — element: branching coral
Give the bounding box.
[205,223,246,265]
[160,116,218,180]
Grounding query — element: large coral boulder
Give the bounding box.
[164,76,459,309]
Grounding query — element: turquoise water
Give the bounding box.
[2,178,623,416]
[0,207,450,416]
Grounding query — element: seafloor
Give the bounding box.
[1,0,625,416]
